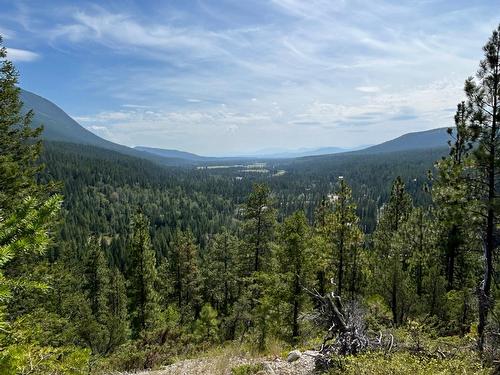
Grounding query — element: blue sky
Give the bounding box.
[1,0,498,155]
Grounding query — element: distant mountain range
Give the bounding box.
[231,146,367,159]
[134,146,243,162]
[21,89,451,164]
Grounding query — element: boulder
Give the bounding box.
[286,350,302,362]
[263,363,276,374]
[304,350,319,357]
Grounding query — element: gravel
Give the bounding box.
[120,350,317,375]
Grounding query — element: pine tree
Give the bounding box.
[313,197,332,297]
[372,177,413,326]
[242,184,276,274]
[277,211,311,343]
[170,230,202,323]
[328,179,363,297]
[106,267,129,352]
[201,230,239,318]
[316,179,363,298]
[393,208,443,316]
[0,37,47,214]
[127,213,161,336]
[79,237,112,355]
[193,303,219,343]
[232,184,277,348]
[461,24,500,349]
[83,237,110,323]
[0,37,88,372]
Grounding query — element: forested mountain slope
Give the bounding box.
[356,127,450,154]
[20,89,194,166]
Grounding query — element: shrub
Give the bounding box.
[231,363,265,375]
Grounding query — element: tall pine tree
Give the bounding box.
[127,213,161,336]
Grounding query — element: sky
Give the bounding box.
[0,0,498,156]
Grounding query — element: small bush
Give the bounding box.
[327,351,489,375]
[231,363,264,375]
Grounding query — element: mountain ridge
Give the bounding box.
[21,88,452,164]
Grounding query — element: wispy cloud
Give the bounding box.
[356,86,381,93]
[5,47,39,61]
[2,0,498,153]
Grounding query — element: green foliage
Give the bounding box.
[169,230,202,324]
[0,344,90,375]
[329,350,488,375]
[127,213,162,335]
[316,179,363,298]
[241,183,277,274]
[231,363,264,375]
[0,37,47,213]
[193,304,220,343]
[277,211,312,343]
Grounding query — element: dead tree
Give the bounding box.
[307,281,394,372]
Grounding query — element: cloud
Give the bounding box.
[0,27,14,39]
[5,47,39,62]
[48,7,231,64]
[356,86,381,93]
[3,0,498,153]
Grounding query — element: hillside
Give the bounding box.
[135,146,213,161]
[357,127,450,154]
[20,89,191,166]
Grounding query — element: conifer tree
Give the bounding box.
[201,230,239,318]
[83,237,110,323]
[372,177,413,325]
[170,230,202,323]
[242,184,276,274]
[393,208,442,316]
[433,103,476,291]
[0,37,88,371]
[329,179,363,297]
[79,237,112,354]
[106,267,129,352]
[317,179,363,298]
[313,197,332,297]
[0,37,47,214]
[128,213,161,335]
[277,211,311,343]
[193,303,219,343]
[461,24,500,349]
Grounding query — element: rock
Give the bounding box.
[287,350,302,362]
[263,363,276,374]
[303,350,319,357]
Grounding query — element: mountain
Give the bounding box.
[21,89,121,148]
[136,145,374,160]
[236,146,349,159]
[135,128,450,162]
[20,89,193,166]
[21,88,451,165]
[356,127,450,154]
[134,146,215,162]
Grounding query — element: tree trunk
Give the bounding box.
[446,225,458,291]
[391,269,398,326]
